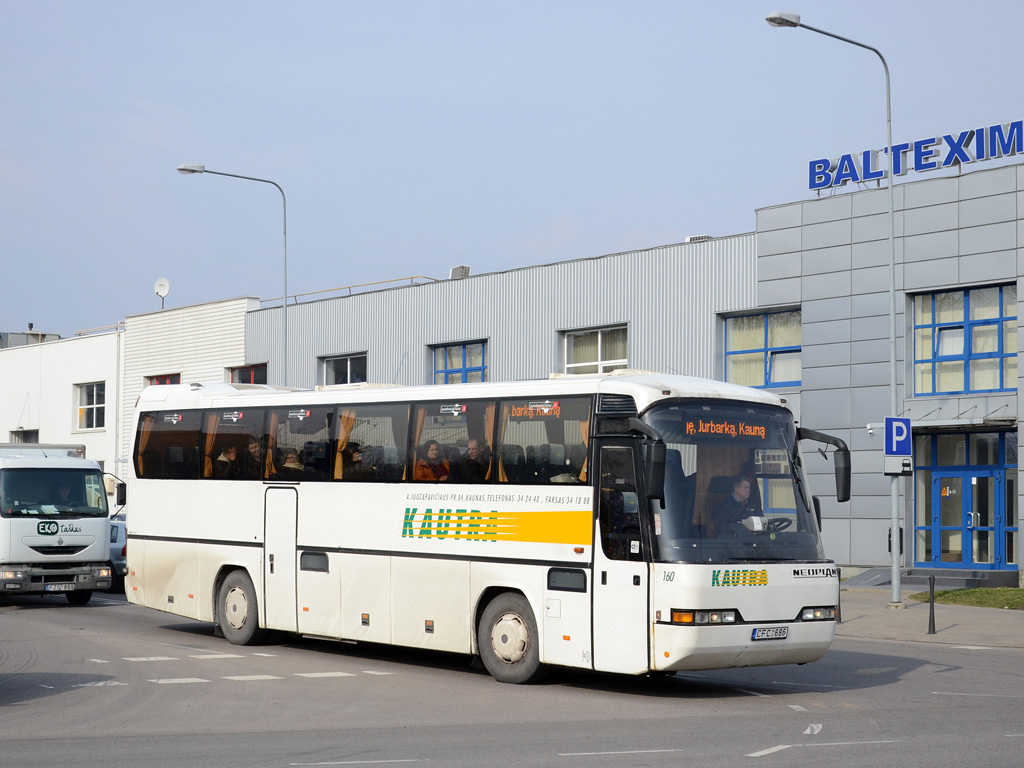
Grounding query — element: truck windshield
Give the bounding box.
[643,401,826,564]
[0,469,110,518]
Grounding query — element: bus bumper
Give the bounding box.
[1,563,113,595]
[652,620,837,672]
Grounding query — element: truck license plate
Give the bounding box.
[751,627,788,641]
[45,584,75,592]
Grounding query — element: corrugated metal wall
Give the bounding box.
[247,234,757,390]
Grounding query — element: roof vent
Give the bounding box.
[597,394,638,416]
[449,265,471,280]
[684,235,712,243]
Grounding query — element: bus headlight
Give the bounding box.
[670,609,737,625]
[800,607,837,621]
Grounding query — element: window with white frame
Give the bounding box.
[432,343,486,384]
[913,285,1018,395]
[564,327,627,374]
[724,311,801,388]
[77,382,105,429]
[321,354,367,386]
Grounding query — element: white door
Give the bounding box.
[591,442,650,674]
[264,486,298,632]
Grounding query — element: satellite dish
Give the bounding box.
[154,278,170,309]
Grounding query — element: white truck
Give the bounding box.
[0,444,113,605]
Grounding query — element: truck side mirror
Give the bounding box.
[116,482,127,506]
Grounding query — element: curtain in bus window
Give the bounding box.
[135,414,155,477]
[265,412,279,476]
[579,419,589,482]
[202,412,219,478]
[333,408,357,480]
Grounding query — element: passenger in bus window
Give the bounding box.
[213,445,240,479]
[413,440,450,482]
[342,442,375,481]
[273,449,304,481]
[457,439,489,483]
[244,438,263,479]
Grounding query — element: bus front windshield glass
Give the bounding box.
[0,469,110,518]
[643,401,826,564]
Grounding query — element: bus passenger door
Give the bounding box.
[592,442,650,675]
[264,487,298,633]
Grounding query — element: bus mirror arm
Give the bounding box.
[625,419,667,505]
[797,428,851,504]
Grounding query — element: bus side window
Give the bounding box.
[598,445,643,561]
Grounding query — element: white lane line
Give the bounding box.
[772,681,847,689]
[788,705,808,712]
[735,688,770,697]
[557,749,686,757]
[803,724,822,735]
[190,653,244,659]
[290,760,429,766]
[934,691,1024,699]
[295,672,357,678]
[362,671,394,676]
[252,652,278,657]
[223,675,283,681]
[72,681,128,687]
[748,740,903,757]
[87,659,110,663]
[149,678,210,684]
[124,656,179,662]
[953,646,993,650]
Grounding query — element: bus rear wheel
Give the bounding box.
[477,593,545,684]
[66,590,92,606]
[218,570,267,645]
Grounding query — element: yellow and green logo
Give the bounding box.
[401,507,590,545]
[711,569,768,587]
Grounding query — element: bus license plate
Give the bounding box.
[45,584,75,592]
[751,627,788,641]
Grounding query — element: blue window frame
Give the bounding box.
[913,286,1017,395]
[433,342,486,384]
[724,311,801,388]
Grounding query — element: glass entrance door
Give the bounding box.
[914,431,1019,571]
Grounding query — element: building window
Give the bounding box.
[230,364,268,385]
[77,382,105,430]
[433,343,486,384]
[146,373,181,386]
[914,286,1018,395]
[564,327,627,375]
[724,311,801,388]
[9,430,38,443]
[321,354,367,386]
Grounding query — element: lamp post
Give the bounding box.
[177,164,289,386]
[766,13,902,605]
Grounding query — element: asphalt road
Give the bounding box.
[2,591,1022,768]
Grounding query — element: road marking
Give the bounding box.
[788,705,808,712]
[735,688,770,697]
[290,760,429,766]
[748,740,903,757]
[772,681,846,689]
[223,675,283,681]
[557,749,686,757]
[362,671,394,676]
[190,653,245,659]
[953,645,993,650]
[124,656,179,662]
[295,672,357,678]
[149,678,210,684]
[252,652,278,657]
[803,724,822,735]
[747,745,794,757]
[934,691,1024,699]
[87,659,110,663]
[72,681,128,687]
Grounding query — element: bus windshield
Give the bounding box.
[0,469,110,518]
[643,401,826,564]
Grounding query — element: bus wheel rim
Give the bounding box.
[490,611,529,664]
[224,586,249,630]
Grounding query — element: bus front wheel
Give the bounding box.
[477,593,545,684]
[218,570,267,645]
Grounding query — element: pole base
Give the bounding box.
[886,601,906,610]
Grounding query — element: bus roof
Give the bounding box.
[135,371,784,415]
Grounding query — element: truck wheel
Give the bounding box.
[477,592,546,684]
[67,590,93,606]
[218,570,267,645]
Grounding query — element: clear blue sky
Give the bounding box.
[2,1,1020,336]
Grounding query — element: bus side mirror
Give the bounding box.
[116,482,127,506]
[644,441,666,503]
[812,495,822,530]
[834,449,851,503]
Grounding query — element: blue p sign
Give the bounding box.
[885,417,912,456]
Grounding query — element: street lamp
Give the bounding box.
[177,164,289,386]
[766,13,902,605]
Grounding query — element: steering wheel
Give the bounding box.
[760,518,791,534]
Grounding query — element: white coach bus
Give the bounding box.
[125,372,849,683]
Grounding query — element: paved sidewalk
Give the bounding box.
[836,586,1024,649]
